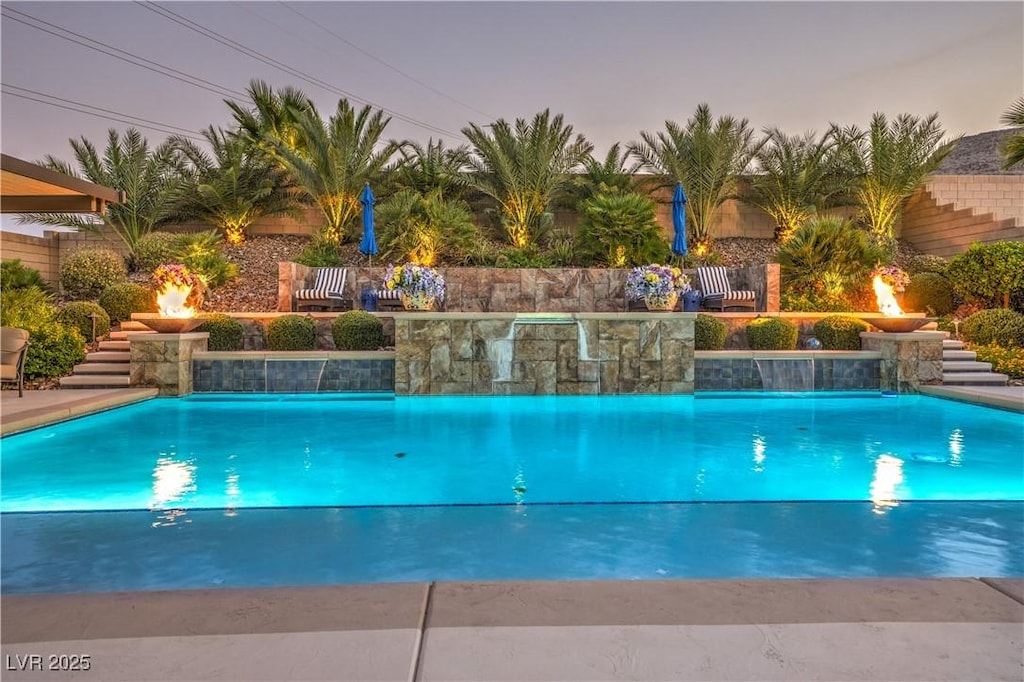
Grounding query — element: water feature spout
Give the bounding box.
[753,357,815,392]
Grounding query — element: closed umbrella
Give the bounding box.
[359,183,378,265]
[671,182,688,256]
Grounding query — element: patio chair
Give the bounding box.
[696,266,757,312]
[1,327,30,397]
[294,267,353,312]
[374,288,404,312]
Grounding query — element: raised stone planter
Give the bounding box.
[860,331,944,393]
[129,332,208,396]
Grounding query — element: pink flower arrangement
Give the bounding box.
[870,264,910,292]
[152,263,203,290]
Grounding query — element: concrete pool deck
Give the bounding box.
[2,388,1022,680]
[2,579,1022,681]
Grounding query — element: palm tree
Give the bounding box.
[462,109,593,248]
[393,138,471,199]
[848,112,959,250]
[572,143,641,202]
[171,126,299,245]
[629,103,760,253]
[1000,97,1024,170]
[745,127,854,242]
[17,129,185,257]
[228,81,399,245]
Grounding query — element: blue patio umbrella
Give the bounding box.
[359,183,378,264]
[671,182,688,256]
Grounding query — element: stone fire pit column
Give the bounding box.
[129,332,209,396]
[860,331,944,393]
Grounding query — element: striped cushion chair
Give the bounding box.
[294,267,352,311]
[696,266,757,311]
[374,287,404,311]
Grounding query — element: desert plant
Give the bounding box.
[198,313,245,351]
[1000,97,1024,170]
[0,286,56,329]
[331,310,385,350]
[694,313,727,350]
[946,241,1024,309]
[630,103,760,249]
[376,189,480,266]
[173,231,238,287]
[59,248,128,299]
[776,216,878,300]
[746,317,798,350]
[393,138,470,199]
[568,143,641,205]
[267,314,318,350]
[463,109,593,248]
[576,192,669,266]
[98,282,156,322]
[813,315,869,350]
[17,129,187,255]
[1,259,52,292]
[959,308,1024,347]
[24,322,86,379]
[55,301,111,342]
[903,272,954,316]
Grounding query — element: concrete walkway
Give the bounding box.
[0,388,158,435]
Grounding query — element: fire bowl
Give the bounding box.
[138,317,205,334]
[862,316,935,333]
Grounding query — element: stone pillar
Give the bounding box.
[130,333,209,396]
[859,331,944,393]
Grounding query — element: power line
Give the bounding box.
[1,7,247,100]
[134,1,464,139]
[275,2,495,121]
[3,85,203,138]
[2,90,204,141]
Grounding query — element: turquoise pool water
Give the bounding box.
[2,393,1021,592]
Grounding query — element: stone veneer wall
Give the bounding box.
[394,312,695,395]
[859,331,944,393]
[192,351,394,393]
[694,352,881,391]
[130,332,208,396]
[280,264,780,314]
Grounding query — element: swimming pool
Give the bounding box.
[2,393,1022,592]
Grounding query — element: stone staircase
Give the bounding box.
[59,322,154,389]
[941,338,1009,387]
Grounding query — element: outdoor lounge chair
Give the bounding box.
[374,288,404,312]
[696,266,757,311]
[294,267,353,311]
[1,327,30,397]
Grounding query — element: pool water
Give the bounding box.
[2,393,1022,592]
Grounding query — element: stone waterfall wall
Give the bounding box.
[394,312,695,396]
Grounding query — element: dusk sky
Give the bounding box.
[1,1,1022,234]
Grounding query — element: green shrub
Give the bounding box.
[1,259,52,292]
[133,231,182,271]
[904,253,948,276]
[903,272,954,316]
[694,313,727,350]
[331,311,385,350]
[55,301,110,342]
[813,315,869,350]
[60,248,128,299]
[960,308,1024,347]
[494,245,554,268]
[267,314,318,351]
[971,343,1024,378]
[947,241,1024,309]
[198,313,245,351]
[576,192,670,266]
[777,217,878,299]
[746,317,798,350]
[176,231,238,287]
[780,290,855,313]
[99,282,157,322]
[295,236,344,267]
[24,322,86,378]
[0,286,56,329]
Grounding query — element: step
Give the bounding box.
[84,351,131,363]
[98,340,130,352]
[942,339,964,350]
[109,330,156,341]
[942,360,993,373]
[942,350,977,361]
[59,375,132,389]
[71,362,131,375]
[942,372,1009,386]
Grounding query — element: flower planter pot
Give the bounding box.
[401,292,437,311]
[644,291,679,311]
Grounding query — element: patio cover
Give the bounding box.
[0,154,123,213]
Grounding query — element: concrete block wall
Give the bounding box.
[0,232,59,284]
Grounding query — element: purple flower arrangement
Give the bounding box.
[624,264,691,300]
[383,263,446,300]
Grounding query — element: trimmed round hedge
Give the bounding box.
[199,313,245,351]
[903,272,954,316]
[60,248,127,299]
[812,315,869,350]
[56,301,111,342]
[267,314,318,351]
[694,313,727,350]
[746,317,798,350]
[332,311,385,351]
[133,232,183,272]
[24,322,86,379]
[960,308,1024,347]
[99,282,156,322]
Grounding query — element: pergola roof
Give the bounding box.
[1,154,123,213]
